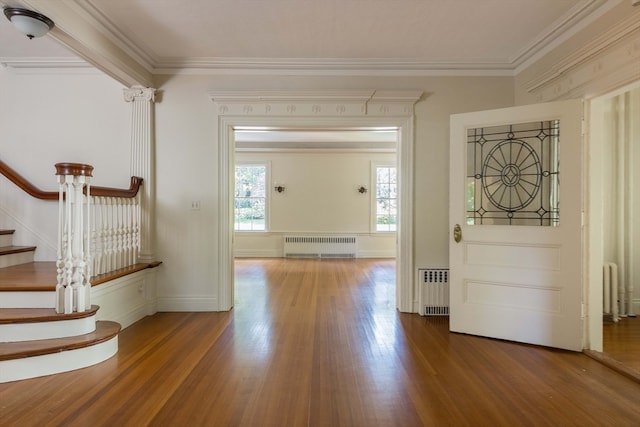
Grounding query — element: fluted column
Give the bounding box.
[124,85,156,263]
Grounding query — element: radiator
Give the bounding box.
[603,262,636,321]
[283,235,357,258]
[603,262,620,321]
[418,268,449,316]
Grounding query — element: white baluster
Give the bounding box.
[54,163,93,314]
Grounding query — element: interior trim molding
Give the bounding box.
[524,11,640,98]
[210,90,422,313]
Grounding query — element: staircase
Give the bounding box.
[0,229,120,383]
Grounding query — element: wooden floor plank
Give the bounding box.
[0,259,639,427]
[604,316,640,373]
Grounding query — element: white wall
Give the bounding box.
[0,68,131,187]
[0,67,130,260]
[234,150,396,257]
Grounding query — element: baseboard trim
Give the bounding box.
[156,296,218,312]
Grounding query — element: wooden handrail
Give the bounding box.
[0,159,143,199]
[91,176,144,198]
[0,159,58,200]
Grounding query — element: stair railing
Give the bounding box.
[0,159,144,313]
[52,163,145,314]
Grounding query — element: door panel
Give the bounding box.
[449,100,583,351]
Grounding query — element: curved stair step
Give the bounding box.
[0,321,121,383]
[0,305,100,342]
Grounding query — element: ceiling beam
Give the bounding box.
[21,0,154,88]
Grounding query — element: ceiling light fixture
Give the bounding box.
[3,7,54,39]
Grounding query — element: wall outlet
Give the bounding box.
[190,200,201,210]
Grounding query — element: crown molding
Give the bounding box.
[209,90,423,117]
[510,0,617,69]
[21,0,154,87]
[153,57,516,76]
[524,11,640,95]
[0,57,89,68]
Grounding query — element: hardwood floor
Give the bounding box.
[1,258,640,426]
[604,315,640,373]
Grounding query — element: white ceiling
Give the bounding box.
[0,0,622,148]
[0,0,619,76]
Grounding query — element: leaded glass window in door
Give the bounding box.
[467,120,559,226]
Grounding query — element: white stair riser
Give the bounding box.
[0,251,35,268]
[0,335,118,383]
[0,234,13,247]
[0,292,55,309]
[0,316,97,342]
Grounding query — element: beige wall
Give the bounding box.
[234,150,397,257]
[236,150,395,233]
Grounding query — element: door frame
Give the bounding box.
[209,90,422,312]
[586,81,640,351]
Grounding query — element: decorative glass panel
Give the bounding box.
[467,121,559,226]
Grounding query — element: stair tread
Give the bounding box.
[0,262,56,291]
[0,320,120,361]
[0,246,37,255]
[0,230,15,236]
[0,261,162,292]
[0,305,99,324]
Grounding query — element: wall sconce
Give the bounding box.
[274,184,286,193]
[357,185,368,194]
[3,7,55,39]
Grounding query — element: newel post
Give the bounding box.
[55,163,93,314]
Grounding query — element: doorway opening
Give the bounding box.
[589,82,640,374]
[211,89,422,314]
[232,128,399,307]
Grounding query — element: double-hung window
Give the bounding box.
[234,164,267,231]
[375,165,397,232]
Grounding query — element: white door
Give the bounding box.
[449,100,583,351]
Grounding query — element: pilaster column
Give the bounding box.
[124,85,156,263]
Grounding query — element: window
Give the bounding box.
[375,165,397,232]
[234,164,267,231]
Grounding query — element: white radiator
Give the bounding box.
[603,262,636,321]
[283,235,357,258]
[603,262,620,322]
[418,268,449,316]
